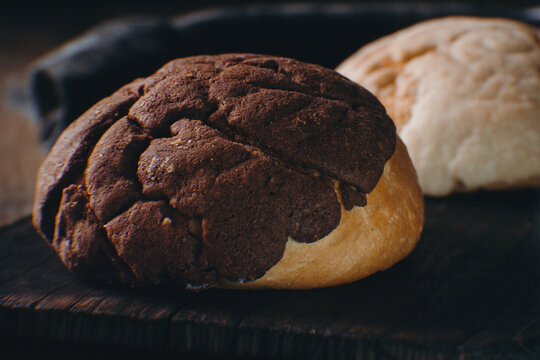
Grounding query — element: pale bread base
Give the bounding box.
[337,17,540,196]
[219,137,424,290]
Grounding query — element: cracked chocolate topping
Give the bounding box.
[33,54,396,289]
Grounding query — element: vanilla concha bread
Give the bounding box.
[337,16,540,196]
[33,54,424,290]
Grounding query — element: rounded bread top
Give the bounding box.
[337,17,540,195]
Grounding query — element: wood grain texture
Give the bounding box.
[0,191,538,360]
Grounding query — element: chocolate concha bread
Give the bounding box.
[33,54,424,290]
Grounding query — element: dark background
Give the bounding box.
[2,2,539,67]
[2,1,539,40]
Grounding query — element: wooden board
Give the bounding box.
[0,190,538,359]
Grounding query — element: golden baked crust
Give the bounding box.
[220,137,424,289]
[337,17,540,196]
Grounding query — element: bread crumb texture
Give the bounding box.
[337,17,540,195]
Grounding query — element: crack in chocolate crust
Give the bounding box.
[129,55,395,191]
[104,200,216,286]
[33,54,396,289]
[85,117,152,223]
[54,184,138,285]
[53,184,116,279]
[33,79,146,241]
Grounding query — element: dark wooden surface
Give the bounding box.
[1,190,538,359]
